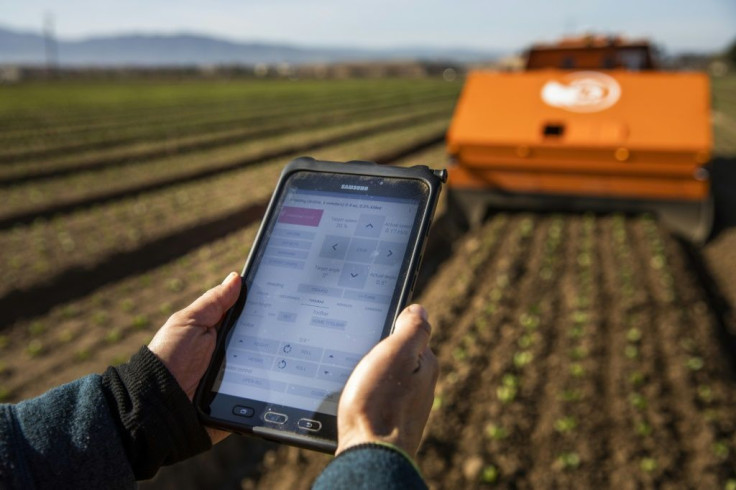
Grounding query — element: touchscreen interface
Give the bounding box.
[214,175,423,417]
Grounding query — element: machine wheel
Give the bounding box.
[656,195,714,245]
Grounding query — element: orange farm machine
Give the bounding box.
[446,35,713,243]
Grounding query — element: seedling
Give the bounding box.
[628,371,646,387]
[93,311,110,327]
[635,421,652,437]
[569,346,587,360]
[518,334,535,349]
[554,416,578,433]
[713,441,730,460]
[120,298,136,312]
[105,328,123,344]
[75,349,91,362]
[132,314,151,330]
[569,363,586,378]
[640,457,657,473]
[159,302,174,315]
[519,313,540,330]
[26,339,44,358]
[513,351,533,368]
[28,321,46,337]
[697,385,713,403]
[555,452,581,470]
[167,278,184,292]
[625,345,639,360]
[557,389,583,402]
[686,357,704,371]
[629,393,648,411]
[497,385,517,404]
[61,304,80,319]
[58,329,74,343]
[626,328,642,343]
[485,423,508,441]
[480,465,499,483]
[452,347,468,361]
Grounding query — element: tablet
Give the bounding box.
[196,157,445,452]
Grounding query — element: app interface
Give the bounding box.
[218,183,421,415]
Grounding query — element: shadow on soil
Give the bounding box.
[709,156,736,239]
[678,155,736,379]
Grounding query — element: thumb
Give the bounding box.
[390,304,432,355]
[182,272,242,327]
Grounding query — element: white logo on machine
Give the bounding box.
[541,71,621,113]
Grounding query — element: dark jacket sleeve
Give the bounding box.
[0,346,211,489]
[312,443,428,490]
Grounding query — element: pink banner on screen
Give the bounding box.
[278,206,324,227]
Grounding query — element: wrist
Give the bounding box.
[336,426,411,457]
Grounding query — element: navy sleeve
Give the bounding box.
[0,375,135,490]
[0,346,212,489]
[312,443,428,490]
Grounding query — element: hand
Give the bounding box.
[148,271,241,444]
[335,304,439,458]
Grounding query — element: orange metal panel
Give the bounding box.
[447,70,711,152]
[446,69,712,202]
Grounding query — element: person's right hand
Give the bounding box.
[335,304,439,458]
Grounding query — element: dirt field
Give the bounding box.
[2,77,736,489]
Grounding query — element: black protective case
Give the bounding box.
[195,156,446,453]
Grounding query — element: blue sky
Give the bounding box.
[2,0,734,53]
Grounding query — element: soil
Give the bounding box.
[140,210,736,490]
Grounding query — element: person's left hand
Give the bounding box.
[148,271,241,444]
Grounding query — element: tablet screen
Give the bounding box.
[211,172,427,419]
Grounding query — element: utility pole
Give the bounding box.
[43,12,58,77]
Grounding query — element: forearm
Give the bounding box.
[0,346,211,489]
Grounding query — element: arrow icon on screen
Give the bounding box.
[387,250,393,257]
[350,273,359,278]
[332,243,338,251]
[365,223,374,229]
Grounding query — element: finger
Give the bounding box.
[390,304,432,354]
[184,272,242,327]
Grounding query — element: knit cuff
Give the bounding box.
[100,345,212,480]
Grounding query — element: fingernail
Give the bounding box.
[222,272,238,285]
[408,304,428,321]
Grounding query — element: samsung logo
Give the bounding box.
[341,184,369,191]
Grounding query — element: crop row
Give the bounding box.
[0,91,454,184]
[0,102,455,220]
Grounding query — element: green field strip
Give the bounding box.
[0,85,457,162]
[0,104,454,224]
[0,78,452,120]
[0,79,457,133]
[0,93,456,184]
[0,119,449,316]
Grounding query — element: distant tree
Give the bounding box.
[726,38,736,66]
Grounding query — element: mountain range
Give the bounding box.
[0,25,500,66]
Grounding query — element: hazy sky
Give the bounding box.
[2,0,734,53]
